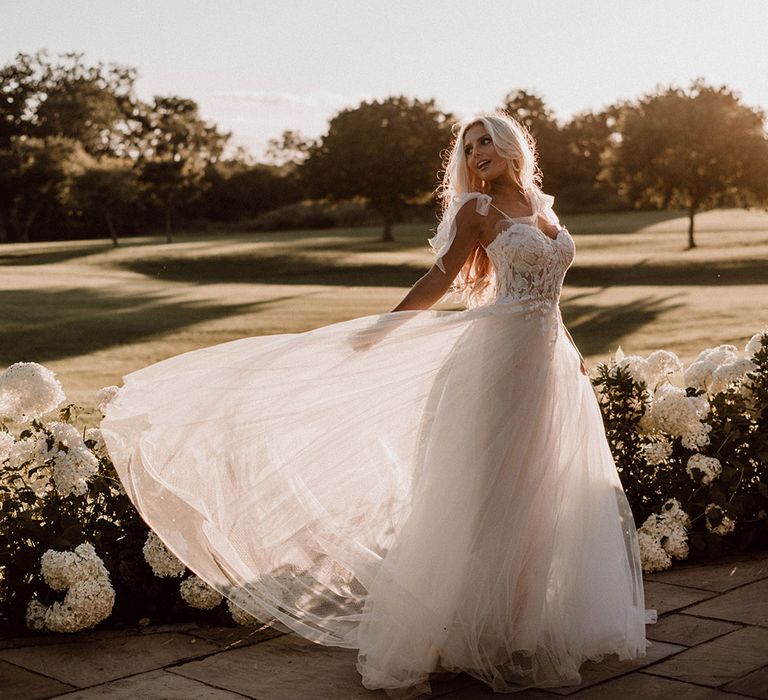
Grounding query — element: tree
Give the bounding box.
[302,96,453,241]
[264,129,315,170]
[70,160,140,246]
[136,96,230,242]
[603,80,768,248]
[0,50,141,158]
[557,107,622,209]
[201,161,302,221]
[0,136,91,242]
[500,90,566,193]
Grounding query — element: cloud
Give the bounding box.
[211,89,356,110]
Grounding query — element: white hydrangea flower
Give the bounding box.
[638,498,691,572]
[33,542,115,633]
[745,330,767,357]
[7,436,53,496]
[709,358,757,396]
[0,431,14,463]
[0,362,67,422]
[84,428,107,459]
[638,513,667,539]
[686,454,723,485]
[227,597,268,625]
[637,531,672,572]
[642,440,672,466]
[40,422,100,497]
[697,344,739,366]
[705,503,736,536]
[180,574,224,610]
[41,542,110,590]
[617,355,649,386]
[47,421,82,448]
[143,531,186,578]
[660,498,693,528]
[95,385,120,415]
[25,598,48,631]
[650,385,709,437]
[46,576,116,633]
[684,359,717,391]
[680,421,713,450]
[52,448,100,497]
[8,436,37,468]
[662,526,689,559]
[645,350,683,388]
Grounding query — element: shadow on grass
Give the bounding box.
[120,254,426,287]
[120,249,768,288]
[566,209,685,235]
[568,259,768,286]
[562,294,683,356]
[0,288,297,364]
[0,245,112,266]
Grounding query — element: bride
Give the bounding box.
[102,110,657,698]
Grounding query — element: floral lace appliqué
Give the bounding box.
[486,222,576,353]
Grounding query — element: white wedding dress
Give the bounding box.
[102,190,657,698]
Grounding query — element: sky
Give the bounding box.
[3,0,768,159]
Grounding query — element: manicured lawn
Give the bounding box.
[1,207,767,412]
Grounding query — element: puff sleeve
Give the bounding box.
[427,192,492,273]
[531,190,562,228]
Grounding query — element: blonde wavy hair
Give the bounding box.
[436,110,545,307]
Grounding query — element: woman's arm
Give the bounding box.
[391,203,483,312]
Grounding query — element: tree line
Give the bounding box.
[2,51,767,248]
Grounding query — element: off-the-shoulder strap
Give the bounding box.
[428,192,491,273]
[530,188,561,227]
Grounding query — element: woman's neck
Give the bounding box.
[486,181,528,206]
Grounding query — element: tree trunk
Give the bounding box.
[19,207,38,243]
[164,207,173,244]
[0,209,15,242]
[687,206,697,249]
[381,216,394,242]
[105,212,119,247]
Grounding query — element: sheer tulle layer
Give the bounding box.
[101,300,654,698]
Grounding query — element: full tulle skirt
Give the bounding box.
[101,299,655,697]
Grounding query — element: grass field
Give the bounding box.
[1,207,767,414]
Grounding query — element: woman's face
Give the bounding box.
[462,123,506,183]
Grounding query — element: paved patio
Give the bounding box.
[1,550,766,699]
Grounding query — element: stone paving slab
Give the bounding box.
[643,580,718,615]
[562,672,746,698]
[643,625,768,688]
[645,553,768,592]
[0,631,220,688]
[171,633,389,699]
[0,658,75,700]
[682,578,768,627]
[438,679,556,698]
[0,621,201,651]
[645,613,742,646]
[47,668,251,699]
[185,623,286,649]
[722,664,768,699]
[544,640,686,695]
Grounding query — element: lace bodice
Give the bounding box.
[485,215,575,307]
[428,191,575,309]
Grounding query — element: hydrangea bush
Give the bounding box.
[0,364,249,635]
[593,331,768,573]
